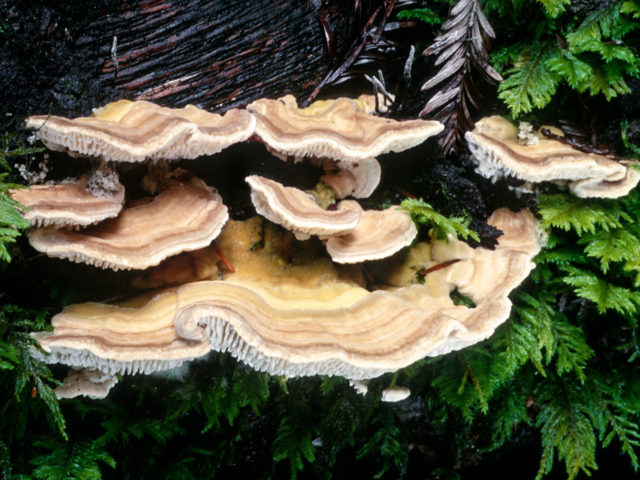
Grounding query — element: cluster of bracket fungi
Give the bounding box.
[15,93,639,400]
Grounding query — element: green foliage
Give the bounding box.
[0,173,29,263]
[561,265,640,315]
[498,290,593,380]
[0,132,44,263]
[432,348,506,420]
[622,1,640,19]
[621,119,640,156]
[273,399,317,479]
[199,369,269,431]
[397,7,443,25]
[2,3,640,479]
[31,439,115,480]
[494,0,640,116]
[536,0,570,18]
[0,303,66,440]
[498,43,560,116]
[578,227,640,273]
[535,377,597,480]
[356,410,408,479]
[399,198,479,242]
[537,194,624,235]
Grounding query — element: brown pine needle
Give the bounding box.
[212,242,235,273]
[418,258,460,276]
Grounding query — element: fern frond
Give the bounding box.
[356,411,408,479]
[601,408,640,470]
[552,318,593,381]
[578,227,640,273]
[397,8,442,25]
[621,1,640,19]
[537,194,623,235]
[623,258,640,288]
[432,348,509,420]
[231,369,269,416]
[0,173,29,263]
[399,198,479,241]
[31,440,116,480]
[621,119,640,157]
[535,247,590,267]
[579,61,633,100]
[535,379,597,480]
[561,266,640,315]
[488,382,531,449]
[0,302,66,439]
[498,42,559,117]
[273,403,317,479]
[499,291,556,375]
[588,374,640,470]
[537,0,571,18]
[545,49,593,89]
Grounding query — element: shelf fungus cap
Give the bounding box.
[246,175,361,238]
[28,177,229,270]
[55,369,118,399]
[381,386,411,402]
[465,116,640,198]
[247,95,444,161]
[319,158,382,199]
[33,209,541,396]
[325,201,417,263]
[25,100,255,162]
[10,175,124,228]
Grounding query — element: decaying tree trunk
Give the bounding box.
[1,0,361,121]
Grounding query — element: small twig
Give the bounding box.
[403,44,415,85]
[111,35,119,77]
[212,242,235,273]
[540,128,618,158]
[395,186,416,199]
[361,264,376,287]
[418,258,461,277]
[304,1,395,105]
[364,70,394,105]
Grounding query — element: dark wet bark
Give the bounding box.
[0,0,359,121]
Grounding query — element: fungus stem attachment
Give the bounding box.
[418,258,460,277]
[212,242,235,273]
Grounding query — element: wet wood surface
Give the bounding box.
[1,0,359,118]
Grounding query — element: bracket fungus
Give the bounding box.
[10,175,125,228]
[247,94,444,161]
[381,386,411,403]
[246,175,361,239]
[26,99,255,162]
[28,177,228,270]
[55,369,118,400]
[325,201,417,264]
[317,157,382,199]
[246,176,416,263]
[35,208,540,398]
[465,116,640,198]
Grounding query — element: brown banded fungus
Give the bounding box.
[26,100,255,162]
[35,209,540,398]
[246,175,361,240]
[10,175,125,228]
[466,116,640,198]
[325,201,417,264]
[317,157,382,199]
[28,177,229,270]
[247,95,444,161]
[55,369,118,399]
